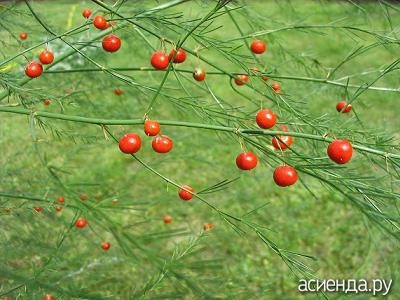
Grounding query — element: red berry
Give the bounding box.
[75,217,87,228]
[279,125,289,132]
[272,135,293,150]
[252,67,268,81]
[57,196,65,203]
[25,61,43,78]
[144,120,161,136]
[327,139,353,164]
[234,74,249,86]
[178,185,194,201]
[43,295,54,300]
[163,215,172,224]
[55,205,63,212]
[256,109,277,129]
[106,21,116,28]
[102,35,121,52]
[271,82,281,94]
[336,101,352,113]
[101,242,111,251]
[114,88,123,96]
[34,207,42,212]
[250,40,266,54]
[119,133,142,154]
[168,48,187,63]
[193,67,206,81]
[43,99,51,106]
[39,50,54,64]
[82,8,91,19]
[93,16,107,30]
[236,152,258,170]
[152,135,173,153]
[273,166,298,187]
[150,51,169,70]
[79,194,88,201]
[203,223,213,230]
[19,32,28,40]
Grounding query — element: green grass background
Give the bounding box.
[0,0,399,299]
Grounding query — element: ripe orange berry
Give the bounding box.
[101,242,111,251]
[19,32,28,40]
[39,50,54,65]
[193,67,206,81]
[119,133,142,154]
[273,166,298,187]
[271,82,281,94]
[256,109,277,129]
[93,16,107,30]
[163,215,172,224]
[144,120,161,136]
[82,8,91,19]
[327,139,353,164]
[250,40,266,54]
[75,217,87,228]
[178,185,194,201]
[336,101,352,113]
[203,223,213,230]
[234,74,249,86]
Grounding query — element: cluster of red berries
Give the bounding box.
[55,195,65,212]
[30,195,64,214]
[163,215,213,231]
[24,9,122,79]
[232,40,281,93]
[24,49,54,78]
[235,109,297,186]
[147,39,279,93]
[35,193,103,250]
[150,48,187,70]
[117,109,353,192]
[43,194,110,251]
[118,121,196,201]
[75,216,110,250]
[235,108,354,187]
[88,14,122,53]
[336,100,352,113]
[11,9,359,288]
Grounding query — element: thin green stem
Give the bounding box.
[0,106,398,159]
[43,67,400,92]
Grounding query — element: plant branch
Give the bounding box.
[0,106,398,159]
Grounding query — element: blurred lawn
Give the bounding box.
[0,1,399,299]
